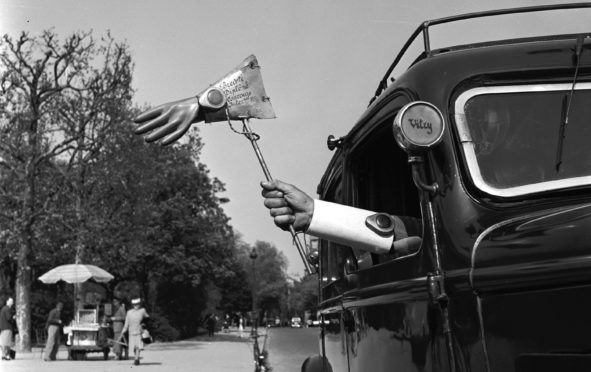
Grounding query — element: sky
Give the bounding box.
[0,0,589,276]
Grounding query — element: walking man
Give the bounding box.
[0,297,15,361]
[119,297,149,365]
[44,301,63,361]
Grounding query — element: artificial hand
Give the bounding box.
[134,96,202,146]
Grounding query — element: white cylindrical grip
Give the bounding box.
[307,200,396,254]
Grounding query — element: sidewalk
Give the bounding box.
[1,329,257,372]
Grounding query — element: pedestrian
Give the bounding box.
[111,298,126,360]
[0,297,15,361]
[238,316,244,338]
[44,301,63,361]
[119,297,149,366]
[205,314,216,338]
[223,314,230,332]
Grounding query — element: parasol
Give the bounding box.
[38,264,114,284]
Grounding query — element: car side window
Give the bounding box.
[347,120,422,267]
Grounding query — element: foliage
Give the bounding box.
[0,29,306,346]
[147,312,180,342]
[0,29,134,350]
[288,274,319,318]
[217,237,251,316]
[80,124,239,339]
[0,29,242,345]
[236,240,289,322]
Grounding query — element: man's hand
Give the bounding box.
[261,179,314,232]
[134,97,202,146]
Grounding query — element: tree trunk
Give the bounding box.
[16,174,34,352]
[147,278,158,312]
[15,133,38,352]
[15,255,32,351]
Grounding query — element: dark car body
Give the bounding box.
[303,4,591,372]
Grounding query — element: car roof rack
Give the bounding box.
[369,2,591,105]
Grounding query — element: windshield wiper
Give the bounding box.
[555,35,585,173]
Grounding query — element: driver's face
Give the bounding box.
[477,108,506,155]
[483,109,502,139]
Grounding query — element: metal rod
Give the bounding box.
[426,192,456,372]
[241,119,313,275]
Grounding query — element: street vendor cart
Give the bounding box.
[64,307,111,360]
[38,263,116,360]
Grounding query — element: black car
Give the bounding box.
[302,3,591,372]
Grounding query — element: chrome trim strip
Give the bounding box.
[469,215,526,289]
[319,305,344,315]
[469,202,591,288]
[341,276,428,309]
[454,83,591,198]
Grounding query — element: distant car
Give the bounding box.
[306,319,320,327]
[266,317,281,327]
[290,317,302,328]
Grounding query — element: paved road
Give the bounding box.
[266,327,320,372]
[2,338,253,372]
[1,327,320,372]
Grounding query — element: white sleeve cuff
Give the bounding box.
[307,200,396,255]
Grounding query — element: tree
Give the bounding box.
[288,274,319,318]
[0,29,251,345]
[240,240,289,323]
[81,126,238,338]
[0,30,133,350]
[218,235,252,316]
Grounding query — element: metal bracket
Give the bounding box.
[427,272,448,305]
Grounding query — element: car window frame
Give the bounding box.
[454,82,591,198]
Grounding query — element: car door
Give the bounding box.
[340,96,446,372]
[317,168,353,372]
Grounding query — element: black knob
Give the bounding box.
[376,214,392,228]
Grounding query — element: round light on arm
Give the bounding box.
[198,88,227,110]
[393,101,445,153]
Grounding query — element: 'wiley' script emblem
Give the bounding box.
[408,118,432,134]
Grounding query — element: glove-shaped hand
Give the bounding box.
[134,96,202,146]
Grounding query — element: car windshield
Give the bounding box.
[455,83,591,197]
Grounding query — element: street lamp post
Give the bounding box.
[250,247,258,335]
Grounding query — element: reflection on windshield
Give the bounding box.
[463,89,591,191]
